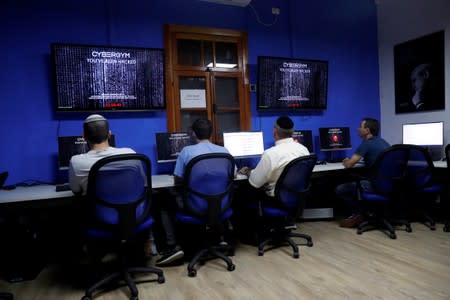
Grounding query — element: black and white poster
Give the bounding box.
[394,30,445,114]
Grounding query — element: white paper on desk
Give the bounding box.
[180,89,206,108]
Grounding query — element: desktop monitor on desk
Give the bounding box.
[402,121,444,161]
[57,135,116,170]
[223,131,265,158]
[319,127,351,162]
[292,130,314,153]
[155,132,196,163]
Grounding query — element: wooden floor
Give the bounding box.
[1,221,450,300]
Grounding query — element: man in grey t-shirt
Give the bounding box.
[69,114,135,195]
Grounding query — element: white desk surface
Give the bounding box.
[0,161,445,205]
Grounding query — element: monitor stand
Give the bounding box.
[325,150,345,163]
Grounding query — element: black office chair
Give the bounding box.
[175,153,236,277]
[251,155,317,258]
[82,154,164,300]
[404,144,441,230]
[444,144,450,233]
[357,145,412,239]
[0,293,13,300]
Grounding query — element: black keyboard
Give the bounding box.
[55,183,71,192]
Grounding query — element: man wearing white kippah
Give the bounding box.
[69,114,135,195]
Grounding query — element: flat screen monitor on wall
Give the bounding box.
[319,127,351,151]
[51,43,165,112]
[257,56,328,110]
[402,121,444,160]
[292,130,314,153]
[155,132,196,163]
[57,135,116,170]
[223,131,265,158]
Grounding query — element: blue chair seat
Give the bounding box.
[176,208,232,225]
[360,191,389,202]
[418,183,441,193]
[87,217,154,239]
[249,202,289,217]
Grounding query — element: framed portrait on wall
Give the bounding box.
[394,30,445,114]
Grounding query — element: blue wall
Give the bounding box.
[0,0,379,185]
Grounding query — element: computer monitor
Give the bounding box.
[402,121,444,160]
[155,132,196,163]
[319,127,351,151]
[292,130,314,153]
[223,131,265,158]
[57,135,116,169]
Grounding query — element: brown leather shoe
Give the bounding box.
[339,214,364,228]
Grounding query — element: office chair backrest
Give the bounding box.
[274,154,317,210]
[404,144,434,189]
[369,145,410,195]
[86,153,152,239]
[183,153,235,226]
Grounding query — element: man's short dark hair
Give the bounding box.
[83,114,109,144]
[192,119,212,140]
[275,116,294,138]
[363,117,380,136]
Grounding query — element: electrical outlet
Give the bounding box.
[272,7,280,15]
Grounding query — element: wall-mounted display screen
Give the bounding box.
[257,56,328,110]
[52,43,165,112]
[319,127,351,151]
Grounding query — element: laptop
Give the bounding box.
[0,171,8,189]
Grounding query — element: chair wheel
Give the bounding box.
[357,229,363,235]
[157,275,165,284]
[188,269,197,277]
[227,264,235,271]
[405,226,412,233]
[293,252,299,259]
[430,225,436,231]
[307,241,313,247]
[130,296,138,300]
[389,233,397,239]
[81,296,91,300]
[258,250,264,256]
[444,226,450,232]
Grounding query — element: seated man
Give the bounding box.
[335,117,390,228]
[69,114,135,195]
[239,116,310,198]
[236,116,310,239]
[154,118,230,267]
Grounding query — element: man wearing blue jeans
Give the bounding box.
[336,118,390,228]
[155,119,229,267]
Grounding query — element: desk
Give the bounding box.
[0,161,445,206]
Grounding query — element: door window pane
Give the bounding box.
[215,77,238,107]
[216,42,238,69]
[180,112,208,132]
[177,39,201,66]
[216,112,240,137]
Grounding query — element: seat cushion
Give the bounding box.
[87,216,154,239]
[176,208,233,225]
